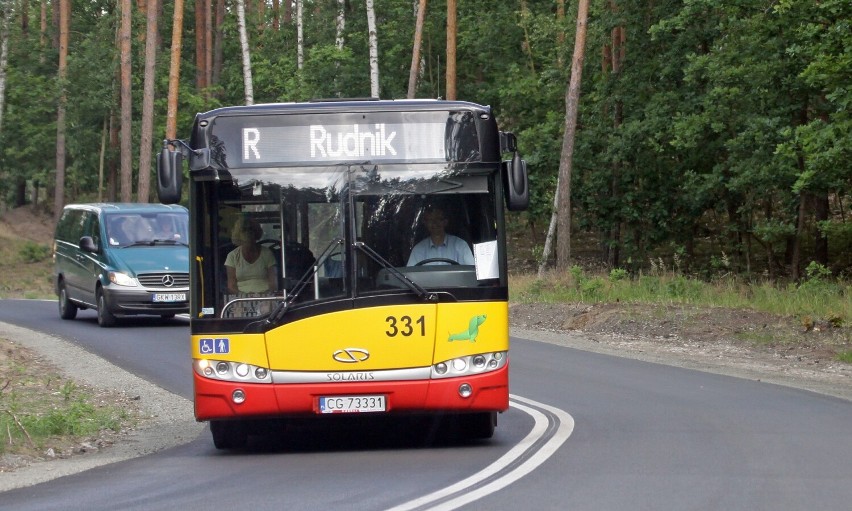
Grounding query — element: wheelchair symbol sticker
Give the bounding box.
[199,338,229,354]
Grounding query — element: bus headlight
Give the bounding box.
[472,355,486,369]
[431,351,508,379]
[194,360,272,384]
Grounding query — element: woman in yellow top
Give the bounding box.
[225,217,278,294]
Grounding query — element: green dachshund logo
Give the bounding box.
[448,314,487,342]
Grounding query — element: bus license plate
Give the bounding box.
[152,293,186,303]
[319,395,386,414]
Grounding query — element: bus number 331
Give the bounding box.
[386,315,426,337]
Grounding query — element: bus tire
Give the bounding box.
[58,281,78,320]
[459,412,496,440]
[210,420,248,450]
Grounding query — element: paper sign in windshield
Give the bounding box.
[474,240,499,280]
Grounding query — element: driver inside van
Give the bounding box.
[225,217,278,294]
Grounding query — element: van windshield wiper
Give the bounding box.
[152,238,189,246]
[354,242,437,302]
[123,239,188,248]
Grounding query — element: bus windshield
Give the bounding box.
[211,164,499,319]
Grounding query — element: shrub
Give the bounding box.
[19,242,51,263]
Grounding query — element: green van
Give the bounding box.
[53,203,190,327]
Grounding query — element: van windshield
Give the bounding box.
[105,213,189,247]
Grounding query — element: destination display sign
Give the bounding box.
[206,111,480,167]
[241,122,446,164]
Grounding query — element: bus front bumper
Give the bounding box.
[193,364,509,421]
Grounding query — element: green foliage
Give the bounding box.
[0,0,848,278]
[512,270,850,328]
[609,268,629,282]
[18,242,51,263]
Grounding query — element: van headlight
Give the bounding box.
[108,271,138,287]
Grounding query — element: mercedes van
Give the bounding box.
[54,203,189,327]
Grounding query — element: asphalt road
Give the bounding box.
[1,299,850,510]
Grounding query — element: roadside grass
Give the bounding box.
[510,267,850,327]
[0,235,54,300]
[0,338,136,459]
[510,266,851,362]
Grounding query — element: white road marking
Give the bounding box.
[387,394,575,511]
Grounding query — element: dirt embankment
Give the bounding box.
[510,302,852,401]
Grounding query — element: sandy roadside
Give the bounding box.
[0,322,204,493]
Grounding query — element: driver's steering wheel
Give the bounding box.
[414,258,460,266]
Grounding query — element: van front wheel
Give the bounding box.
[58,282,78,320]
[96,288,117,327]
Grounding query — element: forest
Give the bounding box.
[0,0,848,280]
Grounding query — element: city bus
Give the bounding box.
[157,99,528,449]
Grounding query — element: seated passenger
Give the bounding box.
[225,217,277,294]
[406,206,474,266]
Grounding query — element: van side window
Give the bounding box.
[57,209,82,242]
[88,214,101,249]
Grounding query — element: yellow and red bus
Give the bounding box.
[157,99,528,448]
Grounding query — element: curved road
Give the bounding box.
[0,299,850,510]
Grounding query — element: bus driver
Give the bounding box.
[407,206,474,266]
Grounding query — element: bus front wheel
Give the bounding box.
[210,420,248,449]
[458,412,496,439]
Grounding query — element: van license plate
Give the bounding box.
[153,293,186,302]
[319,395,386,414]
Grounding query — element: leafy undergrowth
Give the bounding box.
[0,338,143,472]
[0,206,55,300]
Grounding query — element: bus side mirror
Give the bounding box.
[157,147,183,204]
[503,151,529,211]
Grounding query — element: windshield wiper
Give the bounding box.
[355,241,437,302]
[151,238,189,246]
[122,239,188,248]
[263,238,345,326]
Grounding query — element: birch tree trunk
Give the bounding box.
[137,0,159,203]
[236,0,254,105]
[0,5,10,132]
[407,0,427,99]
[445,0,456,100]
[296,0,304,70]
[166,0,185,141]
[54,0,70,220]
[335,0,345,50]
[555,0,590,270]
[538,0,575,276]
[366,0,380,98]
[538,193,559,277]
